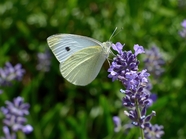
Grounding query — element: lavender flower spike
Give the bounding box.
[108,43,143,83]
[143,46,165,78]
[1,96,33,135]
[0,62,25,86]
[109,42,164,138]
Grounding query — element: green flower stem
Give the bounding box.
[136,100,145,139]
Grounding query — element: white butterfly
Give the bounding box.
[47,34,112,86]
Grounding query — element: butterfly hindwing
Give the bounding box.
[60,46,106,86]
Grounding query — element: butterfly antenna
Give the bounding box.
[109,27,124,41]
[109,27,118,41]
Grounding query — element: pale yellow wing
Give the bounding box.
[60,46,106,86]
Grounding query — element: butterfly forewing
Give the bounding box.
[47,34,103,63]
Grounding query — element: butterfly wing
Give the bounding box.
[47,34,102,63]
[60,46,106,86]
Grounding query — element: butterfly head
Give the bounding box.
[102,41,112,58]
[102,27,122,58]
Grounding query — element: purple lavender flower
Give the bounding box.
[108,43,144,83]
[113,116,121,132]
[1,96,33,135]
[0,126,16,139]
[36,49,51,72]
[124,109,156,129]
[179,19,186,38]
[144,82,157,106]
[0,62,25,86]
[113,116,134,134]
[113,115,164,138]
[109,42,164,138]
[143,46,165,78]
[181,20,186,28]
[144,124,164,139]
[148,93,157,105]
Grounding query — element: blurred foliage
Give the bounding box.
[0,0,186,138]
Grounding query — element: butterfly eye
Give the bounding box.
[65,47,70,51]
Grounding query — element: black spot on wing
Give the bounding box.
[65,47,70,51]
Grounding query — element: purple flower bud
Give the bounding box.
[181,19,186,28]
[145,111,156,122]
[134,44,145,56]
[22,125,33,134]
[111,42,124,54]
[113,116,121,132]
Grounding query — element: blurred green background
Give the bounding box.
[0,0,186,138]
